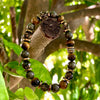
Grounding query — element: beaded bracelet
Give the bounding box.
[20,11,76,93]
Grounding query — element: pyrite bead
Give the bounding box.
[68,62,76,69]
[31,78,40,87]
[21,42,30,50]
[68,53,76,61]
[66,40,75,47]
[40,83,49,91]
[21,50,29,58]
[67,47,75,53]
[22,60,31,69]
[65,31,73,40]
[26,71,34,79]
[51,84,59,92]
[65,71,73,80]
[26,23,35,30]
[59,80,68,89]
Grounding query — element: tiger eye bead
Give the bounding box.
[65,31,73,40]
[26,23,35,30]
[21,50,29,58]
[65,71,73,80]
[59,80,68,89]
[66,40,75,47]
[51,84,59,92]
[68,62,76,69]
[31,78,40,87]
[40,83,49,91]
[68,53,76,61]
[22,60,31,69]
[26,71,34,79]
[21,42,30,50]
[31,17,40,25]
[57,15,64,22]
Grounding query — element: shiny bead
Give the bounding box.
[24,33,31,39]
[67,47,75,53]
[21,50,29,58]
[26,23,35,30]
[66,40,75,47]
[26,30,33,35]
[51,84,59,92]
[68,53,76,61]
[26,71,34,79]
[65,31,73,40]
[50,11,58,17]
[23,39,31,43]
[65,71,73,80]
[21,42,30,50]
[22,60,31,69]
[31,17,40,25]
[57,15,64,22]
[31,78,40,87]
[68,62,76,69]
[40,83,49,91]
[59,80,68,89]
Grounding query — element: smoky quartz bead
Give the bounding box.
[65,31,73,40]
[68,61,76,69]
[66,40,75,47]
[21,42,30,50]
[26,71,34,79]
[22,60,31,69]
[21,50,29,58]
[31,78,40,87]
[68,53,76,61]
[26,23,35,30]
[40,83,49,91]
[51,84,59,92]
[59,80,68,89]
[65,71,73,80]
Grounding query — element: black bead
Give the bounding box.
[68,62,76,69]
[65,71,73,80]
[26,71,34,79]
[31,78,40,87]
[21,50,29,58]
[66,40,75,47]
[65,31,73,40]
[26,30,33,35]
[68,53,76,61]
[21,42,30,50]
[22,60,31,69]
[51,84,59,93]
[40,83,49,91]
[26,23,35,30]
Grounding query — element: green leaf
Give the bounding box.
[0,63,3,72]
[0,70,9,100]
[30,59,52,84]
[24,87,39,100]
[3,38,22,56]
[51,93,60,100]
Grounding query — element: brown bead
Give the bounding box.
[66,40,75,47]
[26,30,33,35]
[68,61,76,69]
[21,42,30,50]
[40,83,49,91]
[59,80,68,89]
[24,33,32,39]
[51,84,59,92]
[31,78,40,87]
[57,15,64,22]
[26,71,34,79]
[68,53,76,61]
[21,50,29,58]
[23,39,31,43]
[31,17,40,25]
[65,71,73,80]
[22,60,31,69]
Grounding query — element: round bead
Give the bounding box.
[59,80,68,89]
[21,42,30,50]
[31,17,40,25]
[51,84,59,93]
[65,71,73,80]
[21,50,29,58]
[31,78,40,87]
[26,71,34,79]
[26,23,35,30]
[66,40,75,47]
[26,30,33,35]
[57,15,64,22]
[40,83,49,91]
[24,33,31,39]
[65,31,73,40]
[68,62,76,69]
[22,60,31,69]
[68,53,76,61]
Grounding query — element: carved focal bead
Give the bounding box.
[66,40,75,47]
[31,78,40,87]
[65,31,73,40]
[65,71,73,80]
[22,60,31,69]
[51,84,59,93]
[68,61,76,69]
[57,15,64,22]
[21,50,29,58]
[31,17,40,25]
[21,42,30,50]
[26,71,34,79]
[26,23,35,30]
[68,53,76,61]
[59,80,68,89]
[40,83,49,91]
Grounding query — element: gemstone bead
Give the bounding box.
[26,71,34,79]
[51,84,59,93]
[50,11,57,17]
[24,33,31,39]
[31,17,40,25]
[21,50,29,58]
[68,62,76,69]
[57,15,64,22]
[67,47,75,53]
[65,71,73,80]
[40,83,49,91]
[66,40,75,47]
[68,53,76,61]
[22,60,31,69]
[21,42,30,50]
[31,78,40,87]
[26,23,35,30]
[26,30,33,35]
[65,31,73,40]
[59,80,68,89]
